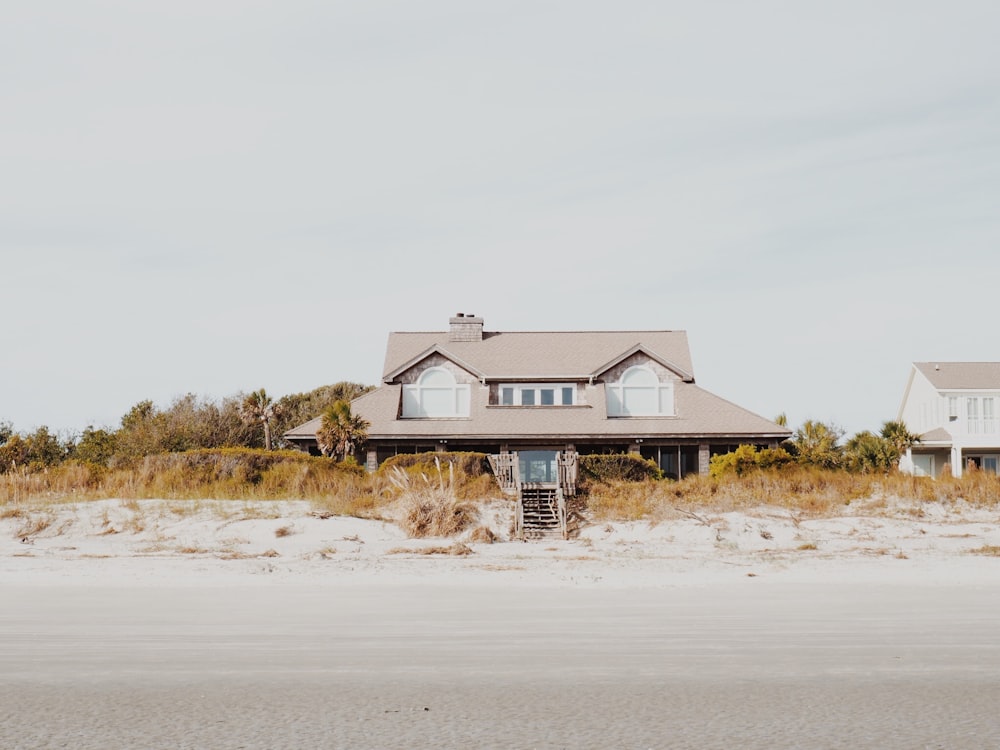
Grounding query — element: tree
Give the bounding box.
[273,382,374,448]
[880,420,920,454]
[844,431,897,474]
[0,426,69,471]
[844,420,921,474]
[316,400,369,462]
[240,389,280,450]
[787,420,844,468]
[72,426,119,466]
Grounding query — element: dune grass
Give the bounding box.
[583,466,1000,522]
[387,459,479,538]
[3,451,999,536]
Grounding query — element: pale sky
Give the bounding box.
[3,1,999,439]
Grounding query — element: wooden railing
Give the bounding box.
[555,488,567,539]
[558,451,578,496]
[487,453,520,496]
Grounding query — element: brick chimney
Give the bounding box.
[449,313,484,342]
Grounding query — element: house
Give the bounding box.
[284,314,790,477]
[898,362,1000,477]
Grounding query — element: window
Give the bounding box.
[912,454,934,478]
[984,398,995,433]
[948,396,959,420]
[606,366,674,416]
[968,397,980,434]
[518,450,558,482]
[402,367,470,417]
[497,384,574,406]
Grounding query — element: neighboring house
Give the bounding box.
[898,362,1000,477]
[284,315,790,477]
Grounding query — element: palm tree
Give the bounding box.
[316,400,369,462]
[240,388,280,450]
[880,420,921,454]
[789,419,844,468]
[845,430,898,474]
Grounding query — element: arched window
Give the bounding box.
[606,365,674,416]
[402,367,471,418]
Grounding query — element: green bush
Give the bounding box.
[379,451,491,477]
[578,453,663,483]
[710,445,793,478]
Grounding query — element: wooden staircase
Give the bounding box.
[487,451,578,541]
[520,485,563,539]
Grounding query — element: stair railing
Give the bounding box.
[555,487,567,540]
[557,451,578,496]
[511,453,524,541]
[487,453,519,496]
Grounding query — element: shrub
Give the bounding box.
[709,445,792,478]
[380,451,491,477]
[578,453,663,483]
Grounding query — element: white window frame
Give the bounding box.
[402,367,470,418]
[983,397,995,434]
[498,384,575,407]
[968,397,980,434]
[606,365,675,417]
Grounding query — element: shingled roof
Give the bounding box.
[914,362,1000,390]
[283,318,790,448]
[285,381,788,442]
[382,329,695,382]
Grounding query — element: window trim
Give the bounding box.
[498,383,575,407]
[606,365,675,417]
[402,366,471,418]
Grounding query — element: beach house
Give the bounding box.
[897,362,1000,477]
[284,314,790,477]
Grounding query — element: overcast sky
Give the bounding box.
[3,1,999,439]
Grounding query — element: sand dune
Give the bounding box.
[2,496,998,588]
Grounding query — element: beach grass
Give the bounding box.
[3,451,1000,535]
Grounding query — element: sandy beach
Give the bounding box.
[3,498,1000,748]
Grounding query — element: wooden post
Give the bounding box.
[698,444,710,476]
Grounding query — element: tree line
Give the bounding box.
[710,418,923,477]
[0,381,372,472]
[1,387,922,478]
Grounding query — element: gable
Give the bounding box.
[385,348,483,384]
[592,348,693,383]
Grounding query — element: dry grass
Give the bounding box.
[15,513,56,539]
[388,542,473,556]
[796,542,818,551]
[467,525,496,544]
[389,460,478,538]
[584,467,1000,522]
[585,480,658,521]
[3,456,999,536]
[0,450,381,506]
[274,524,295,538]
[969,545,1000,557]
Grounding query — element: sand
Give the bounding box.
[2,498,1000,748]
